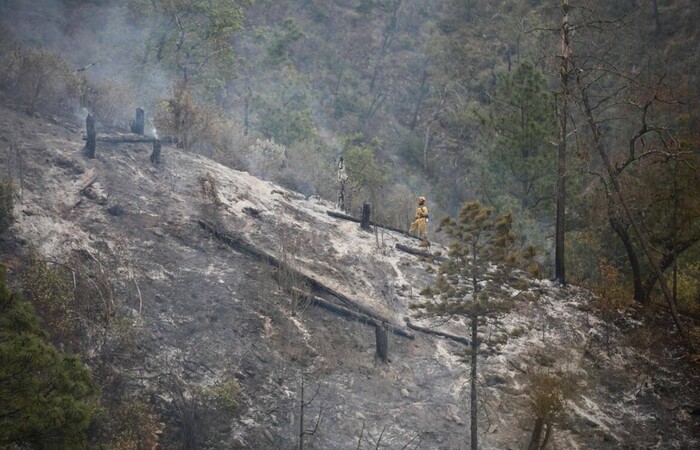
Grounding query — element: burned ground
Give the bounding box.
[0,104,698,449]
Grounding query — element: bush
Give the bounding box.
[22,251,76,342]
[87,79,138,128]
[153,85,219,152]
[0,266,98,449]
[0,178,16,234]
[17,48,86,115]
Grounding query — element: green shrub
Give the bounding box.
[0,266,99,449]
[0,178,16,234]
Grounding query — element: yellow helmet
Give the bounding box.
[418,196,426,204]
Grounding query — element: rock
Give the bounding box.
[263,429,274,443]
[401,388,410,398]
[355,411,366,420]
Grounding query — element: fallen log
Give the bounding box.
[326,210,419,239]
[395,243,446,262]
[197,219,414,338]
[88,134,156,143]
[292,288,413,339]
[405,320,470,347]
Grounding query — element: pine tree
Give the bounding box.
[0,266,98,449]
[411,201,528,450]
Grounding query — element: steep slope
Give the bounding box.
[0,105,698,449]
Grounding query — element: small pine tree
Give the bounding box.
[0,266,98,449]
[411,201,526,450]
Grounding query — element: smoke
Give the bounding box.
[0,0,171,114]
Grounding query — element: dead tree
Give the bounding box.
[151,139,162,165]
[360,202,371,231]
[298,377,323,450]
[85,113,96,158]
[131,107,145,135]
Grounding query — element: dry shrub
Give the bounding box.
[200,172,222,207]
[276,225,310,315]
[527,372,575,450]
[590,258,634,312]
[207,114,252,169]
[153,85,218,152]
[22,251,76,342]
[378,184,414,230]
[106,398,163,450]
[235,137,286,182]
[87,79,138,128]
[278,139,336,198]
[16,48,86,116]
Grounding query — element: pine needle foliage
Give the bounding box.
[0,266,98,449]
[411,201,529,450]
[412,201,524,321]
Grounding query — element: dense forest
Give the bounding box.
[0,0,699,448]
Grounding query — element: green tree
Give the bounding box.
[411,201,527,450]
[477,62,556,214]
[129,0,252,93]
[0,266,98,449]
[343,135,389,226]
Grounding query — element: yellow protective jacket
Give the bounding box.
[409,205,429,238]
[414,205,428,221]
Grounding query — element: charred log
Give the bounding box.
[325,210,419,240]
[84,113,96,158]
[292,288,413,339]
[395,243,445,262]
[405,320,471,347]
[150,139,161,165]
[197,219,414,339]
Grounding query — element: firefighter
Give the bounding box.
[409,196,430,246]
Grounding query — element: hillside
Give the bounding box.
[1,104,698,449]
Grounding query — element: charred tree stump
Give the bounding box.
[360,202,371,231]
[150,139,161,165]
[85,113,96,158]
[131,107,145,135]
[375,322,389,363]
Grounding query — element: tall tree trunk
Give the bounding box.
[607,205,646,303]
[554,0,570,285]
[470,314,478,450]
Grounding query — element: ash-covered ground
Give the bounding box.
[0,104,698,449]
